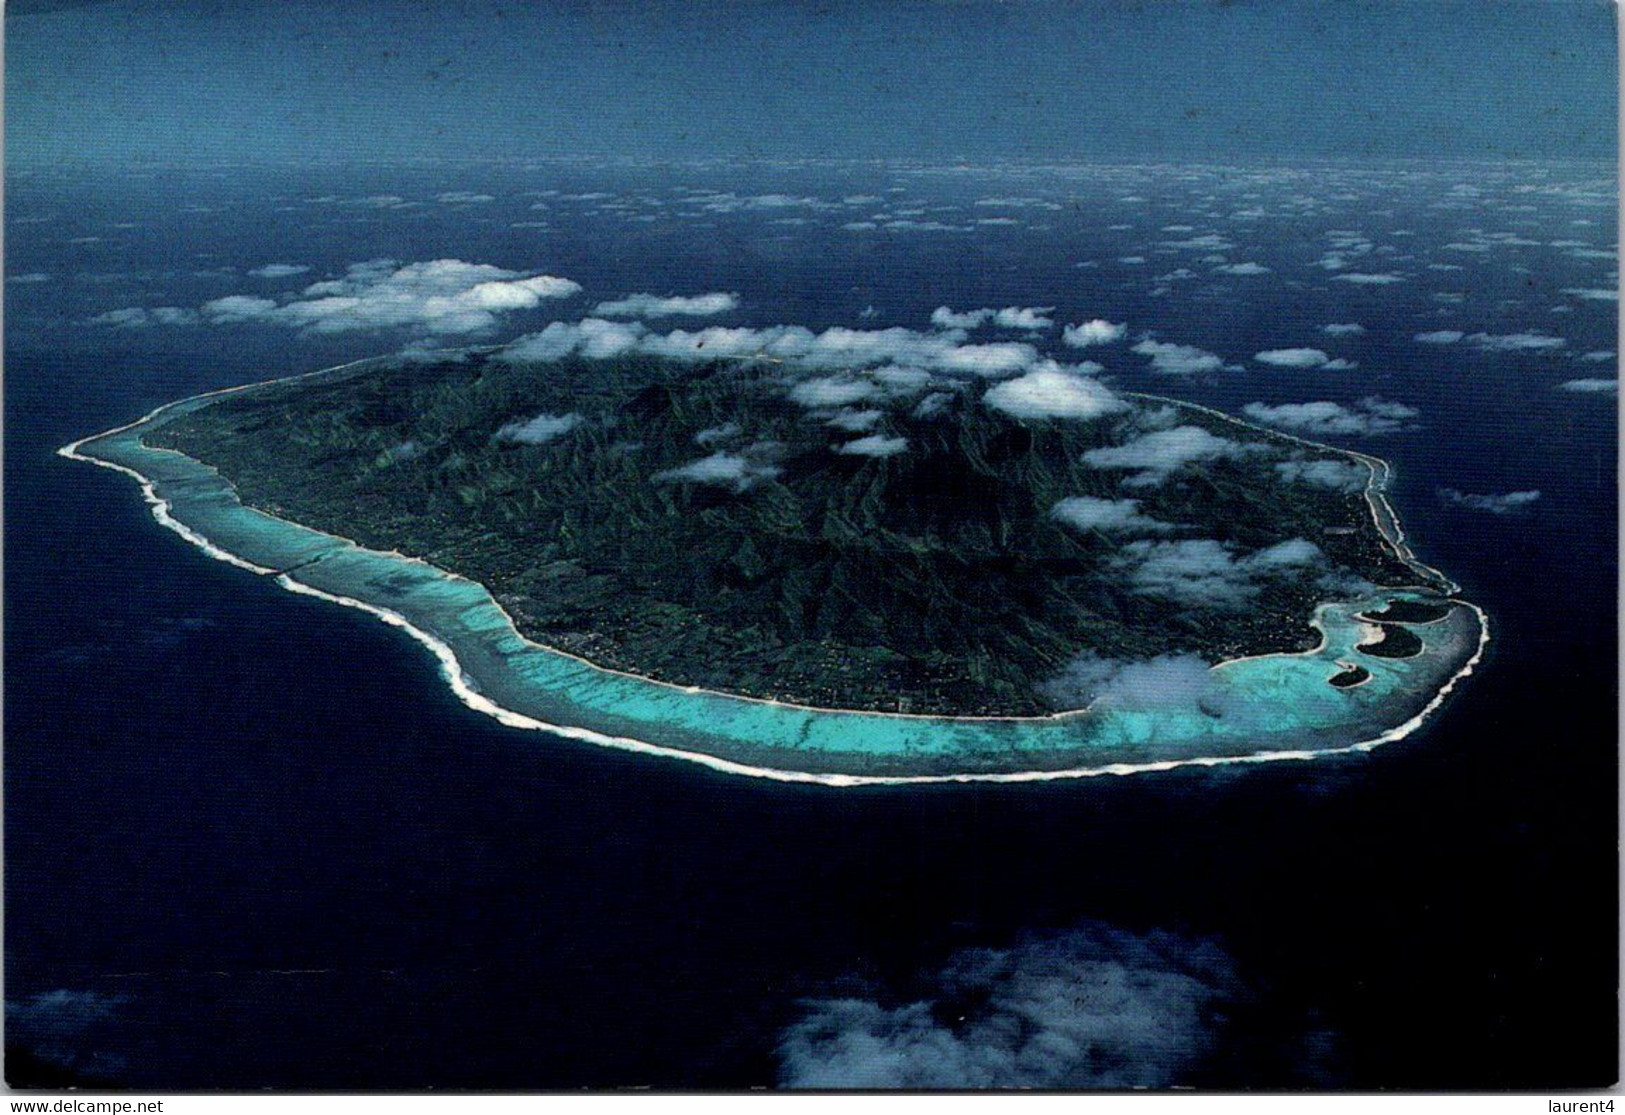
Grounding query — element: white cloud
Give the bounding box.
[1131,340,1226,376]
[825,408,885,432]
[1241,397,1419,437]
[1037,650,1216,710]
[499,318,644,362]
[994,306,1055,330]
[1332,272,1406,285]
[1082,426,1257,486]
[249,263,310,279]
[1559,378,1618,394]
[494,412,585,445]
[694,421,742,445]
[1117,537,1324,608]
[1437,488,1542,515]
[983,366,1127,421]
[790,376,883,408]
[652,451,782,492]
[1562,287,1618,302]
[1254,348,1338,369]
[8,271,52,284]
[778,924,1242,1089]
[193,259,582,335]
[934,342,1044,377]
[1275,458,1368,493]
[591,292,739,318]
[1414,330,1464,345]
[496,319,1054,379]
[1215,262,1270,275]
[834,434,909,458]
[88,305,202,328]
[1161,232,1234,251]
[1320,323,1365,336]
[931,306,1055,331]
[1062,319,1128,347]
[1050,496,1176,535]
[1464,331,1566,353]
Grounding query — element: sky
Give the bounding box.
[6,0,1619,167]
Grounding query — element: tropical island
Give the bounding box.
[64,343,1487,782]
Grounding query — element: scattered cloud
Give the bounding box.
[1414,330,1464,345]
[499,317,644,362]
[172,259,584,335]
[992,306,1055,330]
[1463,331,1566,353]
[494,412,585,445]
[249,263,310,279]
[1241,397,1418,438]
[790,376,884,408]
[835,434,909,458]
[88,305,201,328]
[1253,348,1354,370]
[930,306,1055,331]
[1062,319,1129,347]
[1438,488,1541,515]
[1131,340,1227,376]
[6,989,132,1080]
[825,407,885,432]
[982,366,1128,421]
[1118,537,1325,608]
[1275,457,1368,493]
[1320,323,1365,337]
[1037,650,1216,710]
[778,924,1244,1089]
[1559,378,1618,394]
[1050,496,1177,535]
[1332,272,1406,285]
[934,342,1046,377]
[694,421,742,446]
[1215,261,1270,275]
[1083,426,1258,487]
[652,450,781,493]
[591,292,739,318]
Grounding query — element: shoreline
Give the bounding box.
[60,354,1490,786]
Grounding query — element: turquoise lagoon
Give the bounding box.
[63,361,1488,785]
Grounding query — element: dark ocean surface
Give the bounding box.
[5,160,1617,1088]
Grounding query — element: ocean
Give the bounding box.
[5,159,1616,1088]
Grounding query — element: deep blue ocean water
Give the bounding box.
[5,160,1617,1088]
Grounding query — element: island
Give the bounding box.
[62,348,1487,784]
